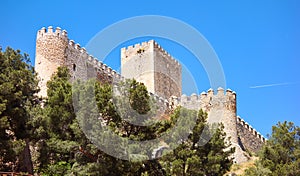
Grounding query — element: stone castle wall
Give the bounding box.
[35,26,265,163]
[237,116,266,153]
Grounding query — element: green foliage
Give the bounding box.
[42,161,71,176]
[0,47,38,173]
[31,67,85,174]
[73,78,165,175]
[244,121,300,176]
[244,161,272,176]
[33,68,235,175]
[45,67,75,140]
[161,109,234,176]
[0,47,38,138]
[128,80,151,114]
[0,52,239,176]
[0,47,237,175]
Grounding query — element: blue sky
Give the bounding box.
[1,0,299,137]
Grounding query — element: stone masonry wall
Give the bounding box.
[237,116,266,153]
[153,41,182,98]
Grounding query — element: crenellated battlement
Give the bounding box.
[149,92,171,112]
[68,40,88,54]
[178,87,236,103]
[152,40,181,67]
[237,116,266,143]
[121,40,152,54]
[121,40,180,67]
[37,26,68,41]
[60,28,124,82]
[121,40,153,63]
[149,87,236,112]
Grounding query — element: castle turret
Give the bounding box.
[121,40,182,99]
[35,26,69,97]
[177,88,248,163]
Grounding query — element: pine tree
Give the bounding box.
[245,121,300,176]
[34,67,161,175]
[73,78,165,175]
[161,108,234,176]
[32,66,235,175]
[34,67,79,174]
[0,47,39,174]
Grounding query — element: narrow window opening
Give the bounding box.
[73,64,76,71]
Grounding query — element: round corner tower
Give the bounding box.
[35,26,69,98]
[199,88,248,163]
[200,88,238,144]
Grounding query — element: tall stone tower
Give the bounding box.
[199,88,247,163]
[35,26,68,98]
[121,40,182,99]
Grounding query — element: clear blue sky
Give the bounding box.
[1,0,299,137]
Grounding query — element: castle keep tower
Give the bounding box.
[121,40,182,99]
[35,26,68,97]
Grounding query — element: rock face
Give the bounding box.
[35,26,266,163]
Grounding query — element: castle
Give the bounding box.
[35,26,266,163]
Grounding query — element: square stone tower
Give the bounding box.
[121,40,182,99]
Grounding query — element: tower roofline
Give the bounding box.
[121,40,181,67]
